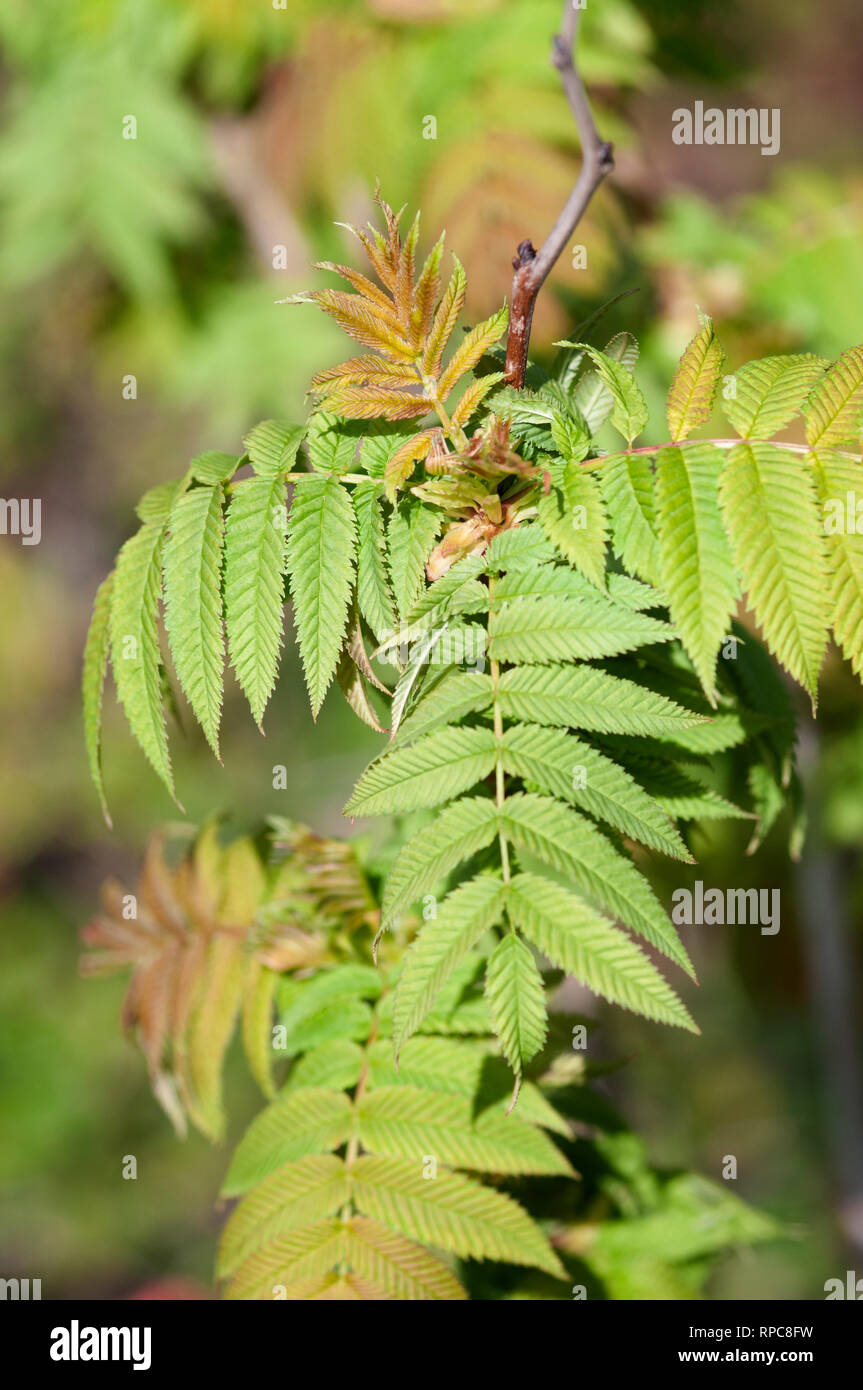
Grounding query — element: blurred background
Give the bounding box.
[1,0,862,1300]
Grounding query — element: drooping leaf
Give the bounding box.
[163,484,226,756]
[809,448,863,677]
[387,498,441,619]
[719,441,829,703]
[352,479,397,643]
[109,522,175,800]
[286,476,356,717]
[224,473,288,728]
[600,451,661,585]
[82,572,114,826]
[484,932,547,1082]
[655,444,738,704]
[537,462,608,589]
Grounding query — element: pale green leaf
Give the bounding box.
[537,462,608,588]
[719,441,829,702]
[351,1154,566,1277]
[723,355,825,440]
[346,726,498,817]
[498,664,706,738]
[381,797,499,929]
[393,875,507,1053]
[666,319,725,442]
[485,932,547,1079]
[655,444,738,703]
[497,793,693,975]
[500,723,692,861]
[804,345,863,448]
[599,451,661,585]
[508,873,697,1032]
[222,1088,354,1196]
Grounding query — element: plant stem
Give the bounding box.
[504,1,614,387]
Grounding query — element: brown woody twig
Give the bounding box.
[504,1,614,388]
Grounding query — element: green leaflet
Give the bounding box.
[218,1155,350,1277]
[222,1087,355,1196]
[109,521,175,801]
[804,345,863,448]
[719,441,829,704]
[284,1041,365,1094]
[655,444,738,704]
[497,792,694,976]
[537,461,608,589]
[485,933,547,1081]
[390,669,494,746]
[242,961,279,1101]
[558,342,648,444]
[223,1220,348,1300]
[723,355,826,440]
[809,449,863,677]
[136,479,183,525]
[82,571,114,825]
[163,484,226,756]
[286,475,356,717]
[491,560,662,613]
[484,525,556,571]
[340,1216,467,1301]
[406,552,488,623]
[490,382,588,458]
[488,593,674,664]
[352,479,397,643]
[186,451,239,486]
[508,873,696,1033]
[225,473,288,728]
[387,499,441,619]
[381,797,499,929]
[666,319,725,442]
[369,1036,570,1137]
[306,410,364,474]
[500,722,692,862]
[497,664,706,738]
[600,451,662,585]
[393,875,507,1054]
[356,1084,569,1176]
[350,1154,566,1278]
[574,331,639,435]
[244,420,306,477]
[346,726,498,817]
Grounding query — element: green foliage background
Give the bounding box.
[1,0,861,1299]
